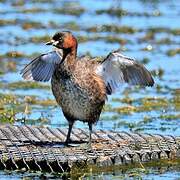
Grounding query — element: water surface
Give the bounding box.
[0,0,179,179]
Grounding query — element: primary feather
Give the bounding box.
[21,50,62,82]
[96,51,154,94]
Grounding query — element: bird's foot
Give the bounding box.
[64,138,73,146]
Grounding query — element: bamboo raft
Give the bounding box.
[0,125,179,173]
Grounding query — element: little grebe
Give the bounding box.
[21,31,154,145]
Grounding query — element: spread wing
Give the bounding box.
[21,50,62,82]
[96,51,154,95]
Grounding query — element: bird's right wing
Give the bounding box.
[21,50,63,82]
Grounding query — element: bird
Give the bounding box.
[21,31,154,146]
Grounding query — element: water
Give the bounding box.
[0,0,179,179]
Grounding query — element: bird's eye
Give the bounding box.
[59,37,63,42]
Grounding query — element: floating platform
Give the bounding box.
[0,125,179,173]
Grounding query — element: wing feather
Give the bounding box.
[21,50,62,82]
[96,51,154,94]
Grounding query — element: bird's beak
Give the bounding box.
[46,40,58,46]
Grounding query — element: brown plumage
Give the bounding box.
[21,31,154,145]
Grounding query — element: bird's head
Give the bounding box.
[46,31,77,51]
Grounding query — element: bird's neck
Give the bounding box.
[60,47,77,73]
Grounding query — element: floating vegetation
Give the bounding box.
[0,93,22,123]
[104,95,178,115]
[53,7,85,16]
[77,35,129,44]
[11,0,25,6]
[86,25,137,34]
[96,8,162,17]
[141,45,153,51]
[140,57,150,64]
[22,21,45,30]
[1,51,25,58]
[30,35,50,43]
[105,36,128,44]
[159,114,180,120]
[139,97,169,111]
[0,108,16,123]
[151,68,164,78]
[24,96,56,106]
[0,51,41,59]
[139,32,155,42]
[112,96,134,104]
[147,27,180,36]
[0,92,56,124]
[0,19,16,26]
[0,0,179,179]
[4,81,50,90]
[21,8,46,13]
[156,37,173,44]
[62,21,80,31]
[166,48,180,56]
[96,8,127,17]
[115,105,137,114]
[0,60,17,74]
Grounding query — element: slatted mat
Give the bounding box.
[0,125,179,173]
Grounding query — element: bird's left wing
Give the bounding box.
[96,51,154,95]
[21,50,62,82]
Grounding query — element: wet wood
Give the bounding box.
[0,125,179,172]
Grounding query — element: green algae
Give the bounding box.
[62,21,80,31]
[1,51,25,58]
[53,7,85,16]
[86,25,137,34]
[77,35,129,44]
[166,48,180,56]
[16,116,50,125]
[104,95,179,115]
[0,0,179,178]
[147,27,180,36]
[0,51,41,59]
[70,159,180,179]
[141,57,150,64]
[21,8,46,13]
[30,35,50,43]
[0,92,57,124]
[11,0,25,6]
[115,105,137,114]
[138,97,169,111]
[96,8,127,17]
[139,31,155,42]
[104,36,128,44]
[22,21,45,30]
[170,29,180,36]
[141,44,153,51]
[5,81,50,90]
[159,114,180,120]
[0,93,22,123]
[156,37,173,44]
[96,8,162,17]
[112,96,134,104]
[0,60,17,74]
[0,19,17,26]
[151,68,164,78]
[24,96,56,106]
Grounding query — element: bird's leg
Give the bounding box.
[65,121,74,145]
[88,122,92,148]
